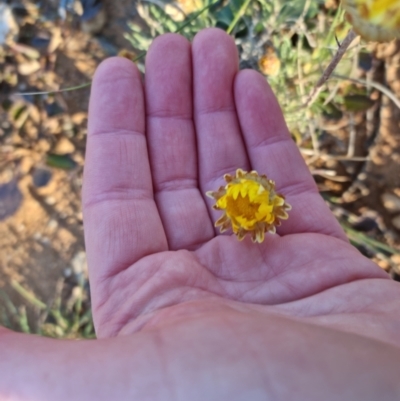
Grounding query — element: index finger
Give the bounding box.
[83,58,168,298]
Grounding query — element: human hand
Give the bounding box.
[1,28,400,401]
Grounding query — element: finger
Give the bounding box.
[192,28,251,229]
[234,70,346,240]
[83,58,168,293]
[145,34,214,250]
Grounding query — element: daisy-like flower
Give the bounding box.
[165,0,203,21]
[258,47,281,77]
[342,0,400,42]
[206,169,291,243]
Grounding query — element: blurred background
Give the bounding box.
[0,0,399,338]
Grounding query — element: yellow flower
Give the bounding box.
[206,169,291,243]
[342,0,400,42]
[165,0,203,21]
[258,47,281,77]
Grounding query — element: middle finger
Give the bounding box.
[193,28,251,230]
[146,34,214,250]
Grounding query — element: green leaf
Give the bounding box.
[46,154,77,170]
[277,0,321,24]
[323,103,343,120]
[215,4,234,26]
[253,22,264,34]
[343,94,375,112]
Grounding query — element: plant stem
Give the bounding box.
[227,0,252,35]
[342,225,399,255]
[333,74,400,110]
[16,82,92,97]
[304,29,357,108]
[11,280,47,310]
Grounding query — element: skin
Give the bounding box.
[1,28,400,401]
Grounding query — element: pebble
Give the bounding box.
[72,112,87,125]
[18,60,41,76]
[54,137,75,155]
[71,251,88,276]
[81,7,106,34]
[32,168,52,187]
[33,232,42,241]
[375,259,390,271]
[47,219,58,231]
[0,179,23,221]
[72,286,83,299]
[40,237,50,245]
[37,138,50,152]
[391,254,400,264]
[392,215,400,230]
[45,196,56,205]
[19,156,33,174]
[382,193,400,213]
[0,4,19,45]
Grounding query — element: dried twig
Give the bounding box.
[347,113,357,157]
[333,74,400,110]
[304,29,358,108]
[300,148,369,161]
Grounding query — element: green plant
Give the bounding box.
[0,280,94,339]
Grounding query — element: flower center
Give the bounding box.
[215,179,276,230]
[226,194,260,221]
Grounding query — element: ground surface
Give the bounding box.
[0,0,399,334]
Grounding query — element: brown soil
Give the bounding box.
[0,0,137,330]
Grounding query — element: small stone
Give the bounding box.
[0,4,19,45]
[0,180,23,221]
[71,251,87,276]
[72,286,83,299]
[18,60,41,76]
[391,254,400,265]
[375,258,390,271]
[40,237,50,245]
[32,168,52,187]
[19,156,33,174]
[81,7,106,34]
[47,219,58,230]
[45,196,56,205]
[48,27,62,53]
[72,112,87,125]
[351,216,378,232]
[54,137,75,155]
[37,139,50,152]
[392,215,400,230]
[33,232,42,241]
[382,193,400,213]
[63,267,72,278]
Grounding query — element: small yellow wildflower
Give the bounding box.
[342,0,400,42]
[165,0,203,22]
[206,169,291,243]
[258,47,281,77]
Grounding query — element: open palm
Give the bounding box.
[2,29,400,401]
[84,28,398,342]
